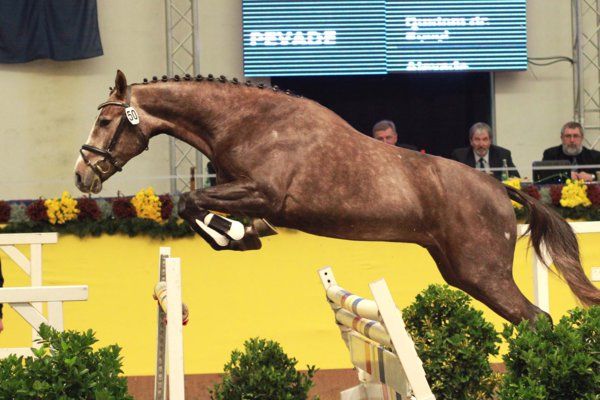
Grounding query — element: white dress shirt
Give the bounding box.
[474,151,490,174]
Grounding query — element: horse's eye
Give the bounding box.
[99,118,111,127]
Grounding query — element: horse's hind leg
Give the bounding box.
[427,242,547,325]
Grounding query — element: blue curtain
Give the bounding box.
[0,0,103,63]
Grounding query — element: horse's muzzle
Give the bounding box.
[74,170,102,194]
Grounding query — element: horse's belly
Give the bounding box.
[271,211,431,244]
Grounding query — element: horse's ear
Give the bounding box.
[115,70,127,97]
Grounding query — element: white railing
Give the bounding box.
[0,233,88,358]
[517,221,600,313]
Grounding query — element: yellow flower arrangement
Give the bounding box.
[131,187,162,222]
[45,191,80,225]
[502,177,523,209]
[560,179,591,208]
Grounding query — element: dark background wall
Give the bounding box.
[273,72,491,157]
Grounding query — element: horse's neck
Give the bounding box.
[134,82,249,158]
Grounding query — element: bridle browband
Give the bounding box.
[79,86,149,176]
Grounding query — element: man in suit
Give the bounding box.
[451,122,519,180]
[542,121,600,182]
[371,120,418,151]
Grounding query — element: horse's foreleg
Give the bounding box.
[183,180,274,216]
[178,180,276,251]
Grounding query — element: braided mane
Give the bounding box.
[119,73,301,98]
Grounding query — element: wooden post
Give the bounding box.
[190,166,196,191]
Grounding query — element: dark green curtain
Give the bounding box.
[0,0,103,63]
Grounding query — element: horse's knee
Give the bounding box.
[177,192,208,220]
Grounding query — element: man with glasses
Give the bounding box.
[542,121,600,181]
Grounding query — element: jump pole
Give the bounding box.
[319,267,434,400]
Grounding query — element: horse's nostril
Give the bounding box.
[75,172,83,186]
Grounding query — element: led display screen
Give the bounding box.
[243,0,527,76]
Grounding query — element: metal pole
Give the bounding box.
[191,0,205,188]
[574,0,585,123]
[191,0,201,75]
[154,248,170,400]
[165,0,177,195]
[490,71,496,145]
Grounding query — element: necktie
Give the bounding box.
[478,158,485,169]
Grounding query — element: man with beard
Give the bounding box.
[542,121,600,181]
[451,122,519,180]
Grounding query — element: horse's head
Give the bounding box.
[74,70,149,193]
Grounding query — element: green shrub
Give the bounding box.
[498,306,600,400]
[402,284,501,399]
[0,324,132,400]
[210,337,319,400]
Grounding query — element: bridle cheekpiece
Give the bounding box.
[79,86,149,176]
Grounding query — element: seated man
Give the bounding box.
[451,122,519,180]
[371,120,418,151]
[542,121,600,181]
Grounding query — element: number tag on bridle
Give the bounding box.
[125,107,140,125]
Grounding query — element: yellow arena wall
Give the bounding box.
[0,230,598,376]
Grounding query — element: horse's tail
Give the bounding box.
[506,185,600,306]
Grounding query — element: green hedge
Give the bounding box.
[498,307,600,400]
[403,284,501,399]
[210,337,319,400]
[0,324,132,400]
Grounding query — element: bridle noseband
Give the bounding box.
[80,86,149,176]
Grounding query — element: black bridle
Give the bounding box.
[80,86,148,176]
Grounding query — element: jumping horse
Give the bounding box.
[74,70,600,325]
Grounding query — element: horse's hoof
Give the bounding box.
[252,218,278,237]
[228,236,262,251]
[177,194,209,221]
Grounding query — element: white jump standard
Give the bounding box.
[154,247,188,400]
[0,232,88,359]
[319,267,434,400]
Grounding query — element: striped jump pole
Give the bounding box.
[318,267,434,400]
[154,247,187,400]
